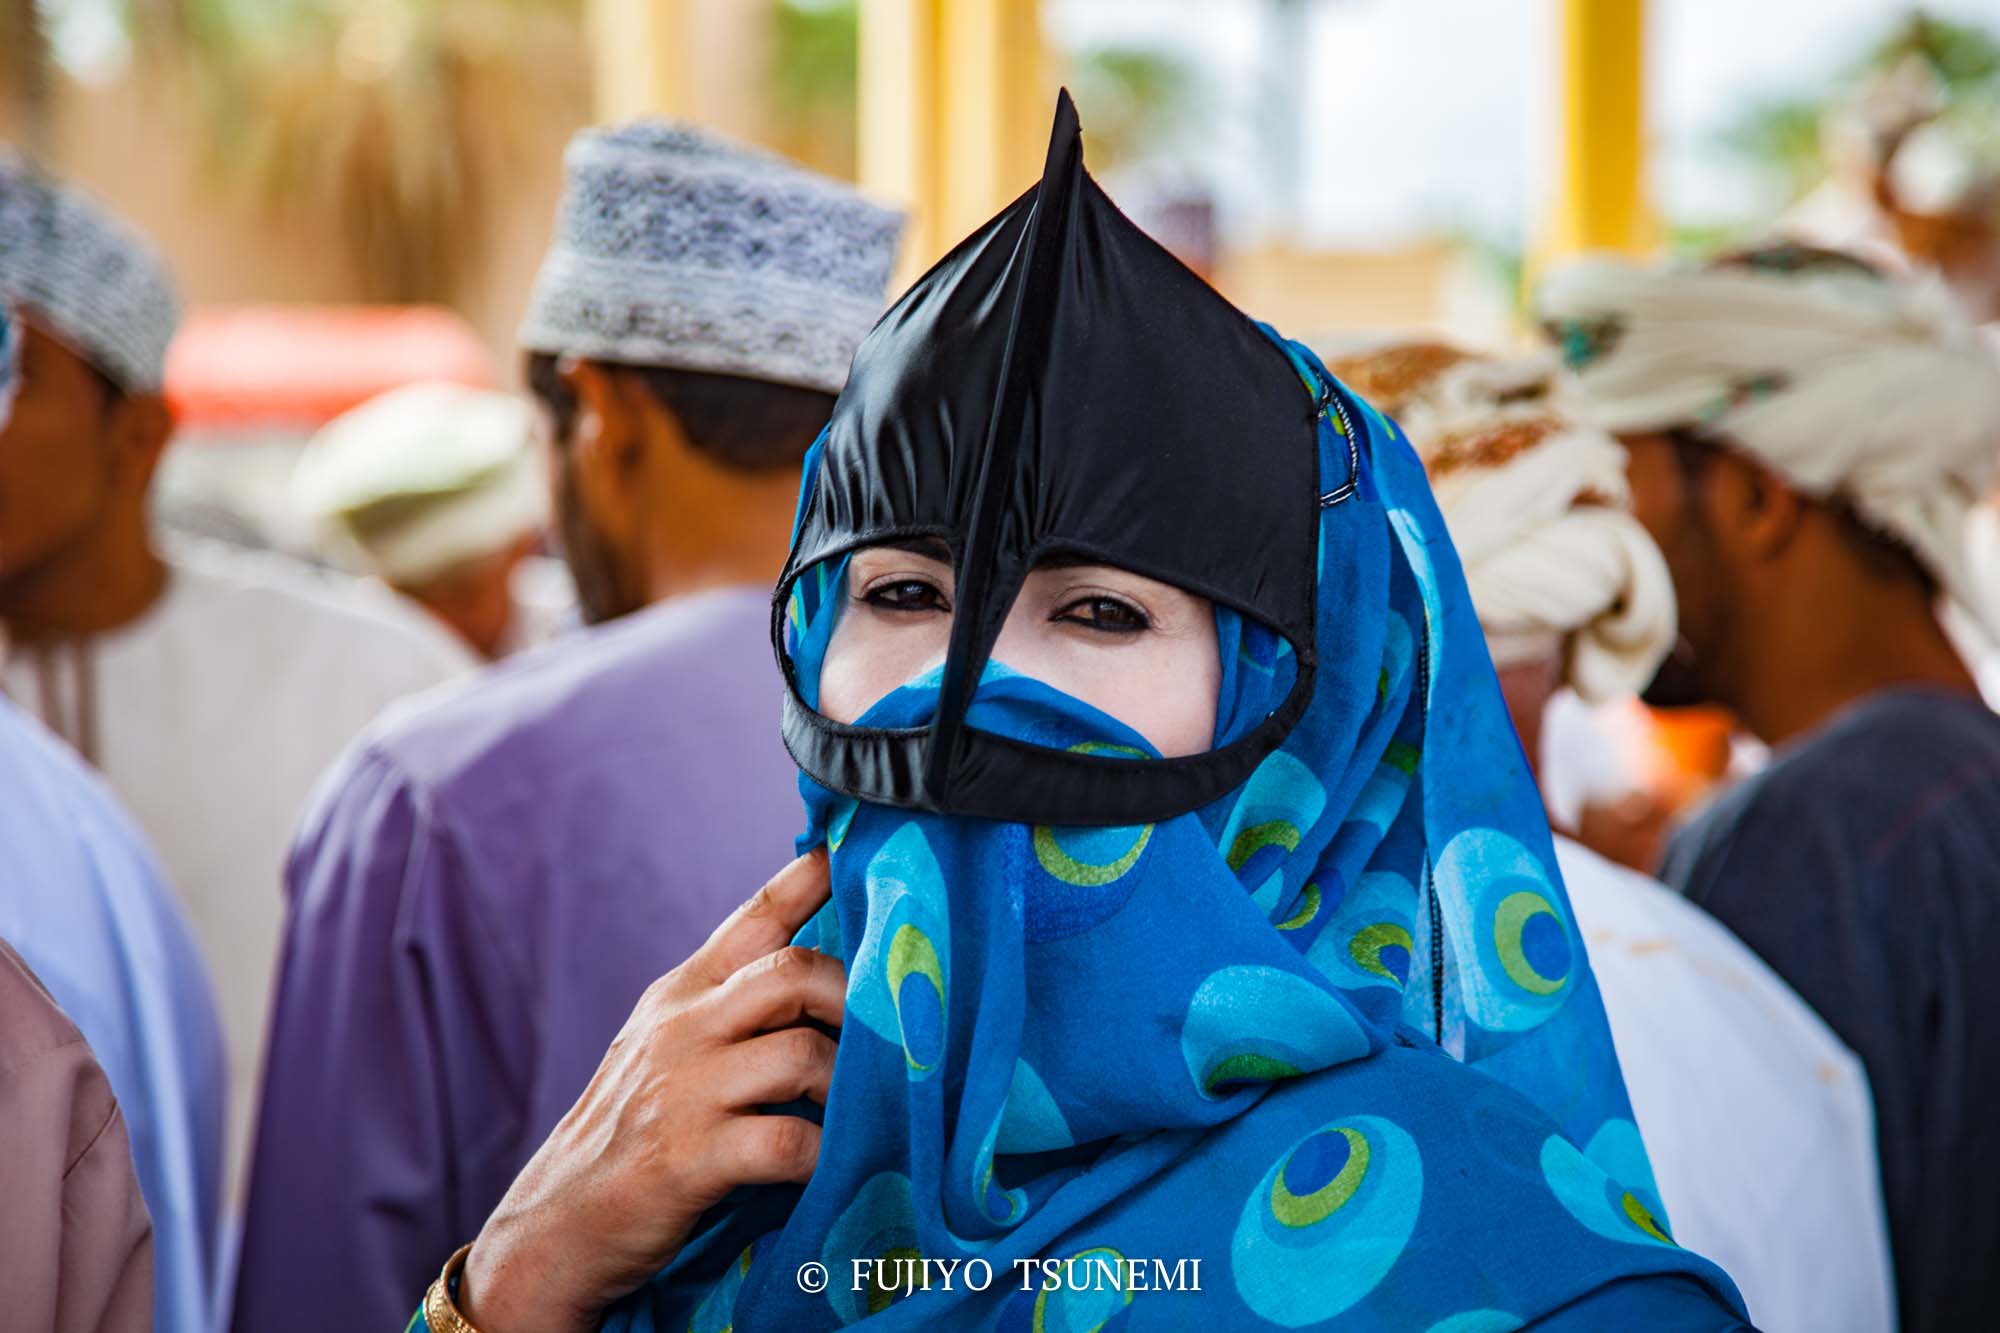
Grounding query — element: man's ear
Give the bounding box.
[107,393,174,495]
[560,358,648,545]
[1705,448,1804,564]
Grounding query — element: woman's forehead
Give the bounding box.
[848,541,1202,590]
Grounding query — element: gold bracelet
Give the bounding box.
[423,1243,481,1333]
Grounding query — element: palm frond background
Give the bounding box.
[14,0,587,301]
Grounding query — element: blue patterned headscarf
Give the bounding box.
[604,331,1745,1330]
[0,301,17,430]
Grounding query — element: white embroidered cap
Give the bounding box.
[518,120,904,394]
[292,381,544,586]
[0,154,181,393]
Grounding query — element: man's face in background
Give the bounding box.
[0,321,122,590]
[532,380,648,627]
[1620,429,1736,710]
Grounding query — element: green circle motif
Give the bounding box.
[1349,921,1415,982]
[1033,824,1153,888]
[1493,891,1567,997]
[885,923,945,1072]
[1069,741,1149,759]
[1032,1246,1136,1333]
[1227,820,1301,873]
[1275,882,1322,931]
[1621,1191,1672,1245]
[1203,1052,1303,1096]
[1269,1127,1371,1229]
[866,1244,924,1315]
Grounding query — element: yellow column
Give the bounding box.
[587,0,690,124]
[1545,0,1654,259]
[586,0,773,136]
[859,0,1050,279]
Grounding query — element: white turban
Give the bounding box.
[1537,246,2000,635]
[291,382,544,586]
[1328,342,1677,703]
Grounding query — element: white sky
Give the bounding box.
[1046,0,2000,247]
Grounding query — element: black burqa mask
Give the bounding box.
[772,91,1334,827]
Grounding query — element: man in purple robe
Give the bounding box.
[228,123,902,1333]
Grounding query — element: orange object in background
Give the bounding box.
[1567,700,1744,876]
[1643,705,1739,809]
[165,305,493,432]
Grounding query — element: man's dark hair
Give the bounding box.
[86,360,128,407]
[1664,425,1936,594]
[526,351,836,470]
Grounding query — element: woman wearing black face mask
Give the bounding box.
[419,96,1752,1333]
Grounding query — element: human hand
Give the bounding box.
[456,848,842,1333]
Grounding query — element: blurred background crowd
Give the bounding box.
[8,0,1999,851]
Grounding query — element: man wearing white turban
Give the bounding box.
[1332,341,1895,1333]
[1539,240,2000,1333]
[292,381,559,658]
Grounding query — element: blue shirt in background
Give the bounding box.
[0,694,227,1333]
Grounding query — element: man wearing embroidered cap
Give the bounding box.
[0,157,473,1328]
[1539,242,2000,1333]
[514,120,902,625]
[293,381,558,658]
[232,121,900,1333]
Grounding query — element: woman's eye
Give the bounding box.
[862,579,950,614]
[1056,596,1150,634]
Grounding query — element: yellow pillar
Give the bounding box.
[587,0,689,124]
[859,0,1050,279]
[1545,0,1654,259]
[586,0,773,136]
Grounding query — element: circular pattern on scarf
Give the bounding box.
[1539,1135,1676,1249]
[888,925,946,1073]
[1306,871,1418,993]
[847,824,952,1078]
[1020,742,1155,940]
[1582,1118,1665,1222]
[1180,966,1370,1100]
[1217,751,1328,910]
[686,1243,755,1333]
[1231,1115,1422,1326]
[824,1171,923,1322]
[1032,824,1152,887]
[1032,1240,1144,1320]
[1433,828,1577,1032]
[1273,881,1322,932]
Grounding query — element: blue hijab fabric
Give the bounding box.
[0,301,18,428]
[599,331,1747,1331]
